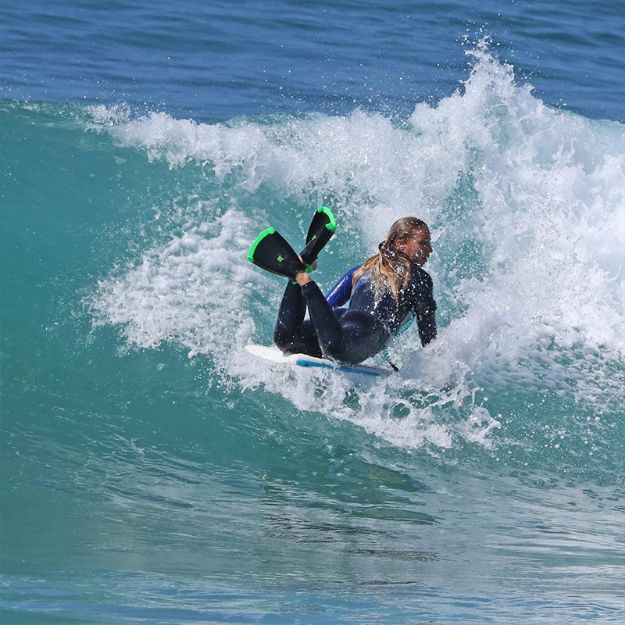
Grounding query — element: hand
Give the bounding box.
[294,271,312,286]
[298,256,317,271]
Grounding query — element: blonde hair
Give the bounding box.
[352,217,429,299]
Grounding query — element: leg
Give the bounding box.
[300,281,345,356]
[289,275,389,364]
[273,280,322,357]
[301,280,389,364]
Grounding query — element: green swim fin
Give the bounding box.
[299,206,336,269]
[247,227,306,279]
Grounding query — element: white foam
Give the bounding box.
[90,208,265,373]
[88,45,625,451]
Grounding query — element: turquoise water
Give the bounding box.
[2,2,625,623]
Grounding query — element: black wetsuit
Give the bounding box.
[274,265,437,364]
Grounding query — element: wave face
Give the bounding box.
[2,49,625,624]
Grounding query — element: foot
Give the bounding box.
[248,228,307,279]
[300,206,336,267]
[298,255,317,273]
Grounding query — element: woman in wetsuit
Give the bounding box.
[272,217,437,365]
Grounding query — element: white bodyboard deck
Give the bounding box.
[245,344,391,378]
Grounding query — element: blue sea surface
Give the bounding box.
[2,0,625,121]
[1,1,624,624]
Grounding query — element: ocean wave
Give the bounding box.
[76,46,625,460]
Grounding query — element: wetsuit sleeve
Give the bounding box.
[325,266,359,308]
[414,271,437,346]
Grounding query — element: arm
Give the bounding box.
[325,266,359,308]
[414,271,437,346]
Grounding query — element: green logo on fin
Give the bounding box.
[277,255,285,263]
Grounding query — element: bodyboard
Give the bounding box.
[244,344,391,378]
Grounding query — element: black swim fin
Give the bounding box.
[299,206,336,270]
[247,227,306,279]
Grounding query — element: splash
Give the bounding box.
[90,208,262,371]
[88,45,625,455]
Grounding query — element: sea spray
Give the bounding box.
[86,48,624,462]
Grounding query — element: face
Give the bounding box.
[396,226,432,266]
